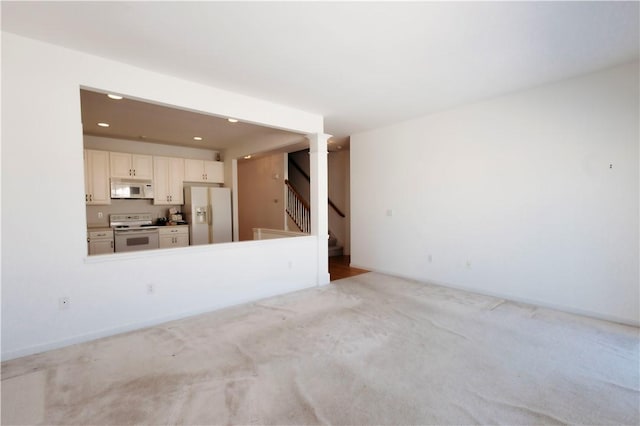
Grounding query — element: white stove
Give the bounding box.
[110,213,159,229]
[110,213,159,252]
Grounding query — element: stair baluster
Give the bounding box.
[285,180,310,234]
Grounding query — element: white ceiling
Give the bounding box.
[3,2,639,139]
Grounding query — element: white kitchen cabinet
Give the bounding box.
[84,149,111,205]
[159,226,189,249]
[153,156,184,205]
[183,159,202,182]
[204,161,224,183]
[87,229,114,255]
[110,152,153,179]
[184,159,224,183]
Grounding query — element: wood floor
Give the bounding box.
[329,255,369,281]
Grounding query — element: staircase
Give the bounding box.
[285,179,310,233]
[285,179,344,257]
[328,231,343,257]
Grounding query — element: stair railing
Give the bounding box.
[288,158,346,218]
[285,179,310,234]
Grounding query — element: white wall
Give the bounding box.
[351,61,639,325]
[1,32,325,360]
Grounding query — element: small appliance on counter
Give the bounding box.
[157,207,188,226]
[169,207,184,223]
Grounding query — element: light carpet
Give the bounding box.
[2,272,639,425]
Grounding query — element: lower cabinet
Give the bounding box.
[159,226,189,249]
[88,229,114,255]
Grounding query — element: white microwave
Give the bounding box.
[110,179,154,199]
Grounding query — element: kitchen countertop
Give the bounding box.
[87,224,189,230]
[87,226,113,232]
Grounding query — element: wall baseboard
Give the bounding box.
[1,282,317,362]
[349,264,640,328]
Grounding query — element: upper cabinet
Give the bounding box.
[184,159,224,183]
[153,156,185,205]
[84,150,111,205]
[204,161,224,183]
[110,152,153,180]
[84,148,224,206]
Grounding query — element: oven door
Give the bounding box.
[114,229,159,252]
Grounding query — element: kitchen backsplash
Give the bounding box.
[86,199,182,227]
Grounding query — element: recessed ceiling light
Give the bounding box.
[244,155,252,159]
[228,118,238,123]
[107,94,123,100]
[97,122,110,127]
[193,136,203,141]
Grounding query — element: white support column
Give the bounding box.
[308,133,331,286]
[231,158,239,242]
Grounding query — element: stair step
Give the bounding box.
[328,245,343,257]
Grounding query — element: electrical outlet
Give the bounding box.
[59,297,70,310]
[147,284,155,294]
[466,260,472,269]
[97,212,103,219]
[386,209,393,217]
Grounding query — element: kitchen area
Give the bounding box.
[85,148,232,255]
[80,88,248,256]
[81,88,306,256]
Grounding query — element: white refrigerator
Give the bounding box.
[183,186,233,245]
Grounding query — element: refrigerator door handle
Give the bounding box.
[208,205,213,226]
